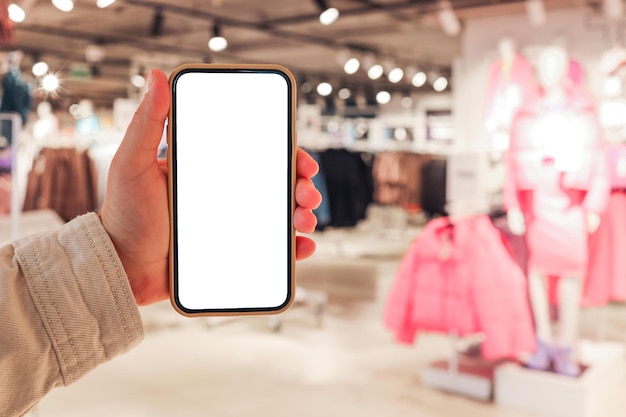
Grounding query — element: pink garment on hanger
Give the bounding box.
[485,55,536,131]
[384,216,535,361]
[584,190,626,307]
[504,87,609,277]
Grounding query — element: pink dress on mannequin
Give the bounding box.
[505,87,609,277]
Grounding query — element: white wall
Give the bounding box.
[455,7,610,149]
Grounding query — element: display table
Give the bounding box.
[495,340,625,417]
[0,209,65,246]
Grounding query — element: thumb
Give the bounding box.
[117,69,170,167]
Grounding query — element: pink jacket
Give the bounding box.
[384,216,535,361]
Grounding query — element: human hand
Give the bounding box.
[100,69,321,306]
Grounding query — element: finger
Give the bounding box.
[117,69,170,167]
[294,207,317,234]
[296,236,316,260]
[157,158,168,175]
[296,148,319,179]
[296,178,322,210]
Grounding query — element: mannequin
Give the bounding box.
[505,46,608,377]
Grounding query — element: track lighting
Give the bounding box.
[208,21,228,52]
[85,38,106,63]
[367,64,384,80]
[52,0,73,12]
[344,57,360,74]
[412,71,427,87]
[437,1,460,36]
[338,87,351,100]
[314,0,339,25]
[388,67,404,83]
[317,82,332,97]
[376,91,391,105]
[42,74,60,92]
[131,68,146,88]
[8,4,25,22]
[32,61,49,77]
[433,76,448,92]
[97,0,116,7]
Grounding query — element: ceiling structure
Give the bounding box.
[0,0,611,108]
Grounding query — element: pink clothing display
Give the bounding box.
[485,55,536,131]
[505,88,609,277]
[384,216,535,361]
[584,190,626,307]
[583,146,626,307]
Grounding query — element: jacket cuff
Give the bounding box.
[13,212,144,386]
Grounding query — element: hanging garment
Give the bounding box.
[0,68,31,129]
[583,146,626,307]
[384,215,535,361]
[420,158,447,218]
[373,152,432,210]
[308,150,331,230]
[485,55,535,131]
[318,149,374,228]
[504,87,609,277]
[22,147,98,222]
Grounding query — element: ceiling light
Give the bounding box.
[52,0,74,12]
[338,87,351,100]
[401,96,413,108]
[32,61,48,77]
[317,82,333,96]
[344,57,360,74]
[131,74,146,88]
[525,0,546,26]
[85,39,106,63]
[301,81,313,94]
[97,0,116,7]
[388,67,404,83]
[368,64,384,80]
[376,91,391,104]
[42,74,59,92]
[8,4,25,22]
[314,0,339,25]
[437,1,461,36]
[208,21,227,52]
[433,76,448,92]
[412,71,427,87]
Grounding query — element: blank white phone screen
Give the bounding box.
[173,70,292,312]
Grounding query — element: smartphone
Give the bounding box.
[168,64,296,316]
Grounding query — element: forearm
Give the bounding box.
[0,213,144,416]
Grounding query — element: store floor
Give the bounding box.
[32,220,626,417]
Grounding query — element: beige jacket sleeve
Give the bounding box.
[0,213,144,416]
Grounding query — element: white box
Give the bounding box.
[494,341,625,417]
[420,354,495,401]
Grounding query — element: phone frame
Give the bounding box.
[167,64,297,317]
